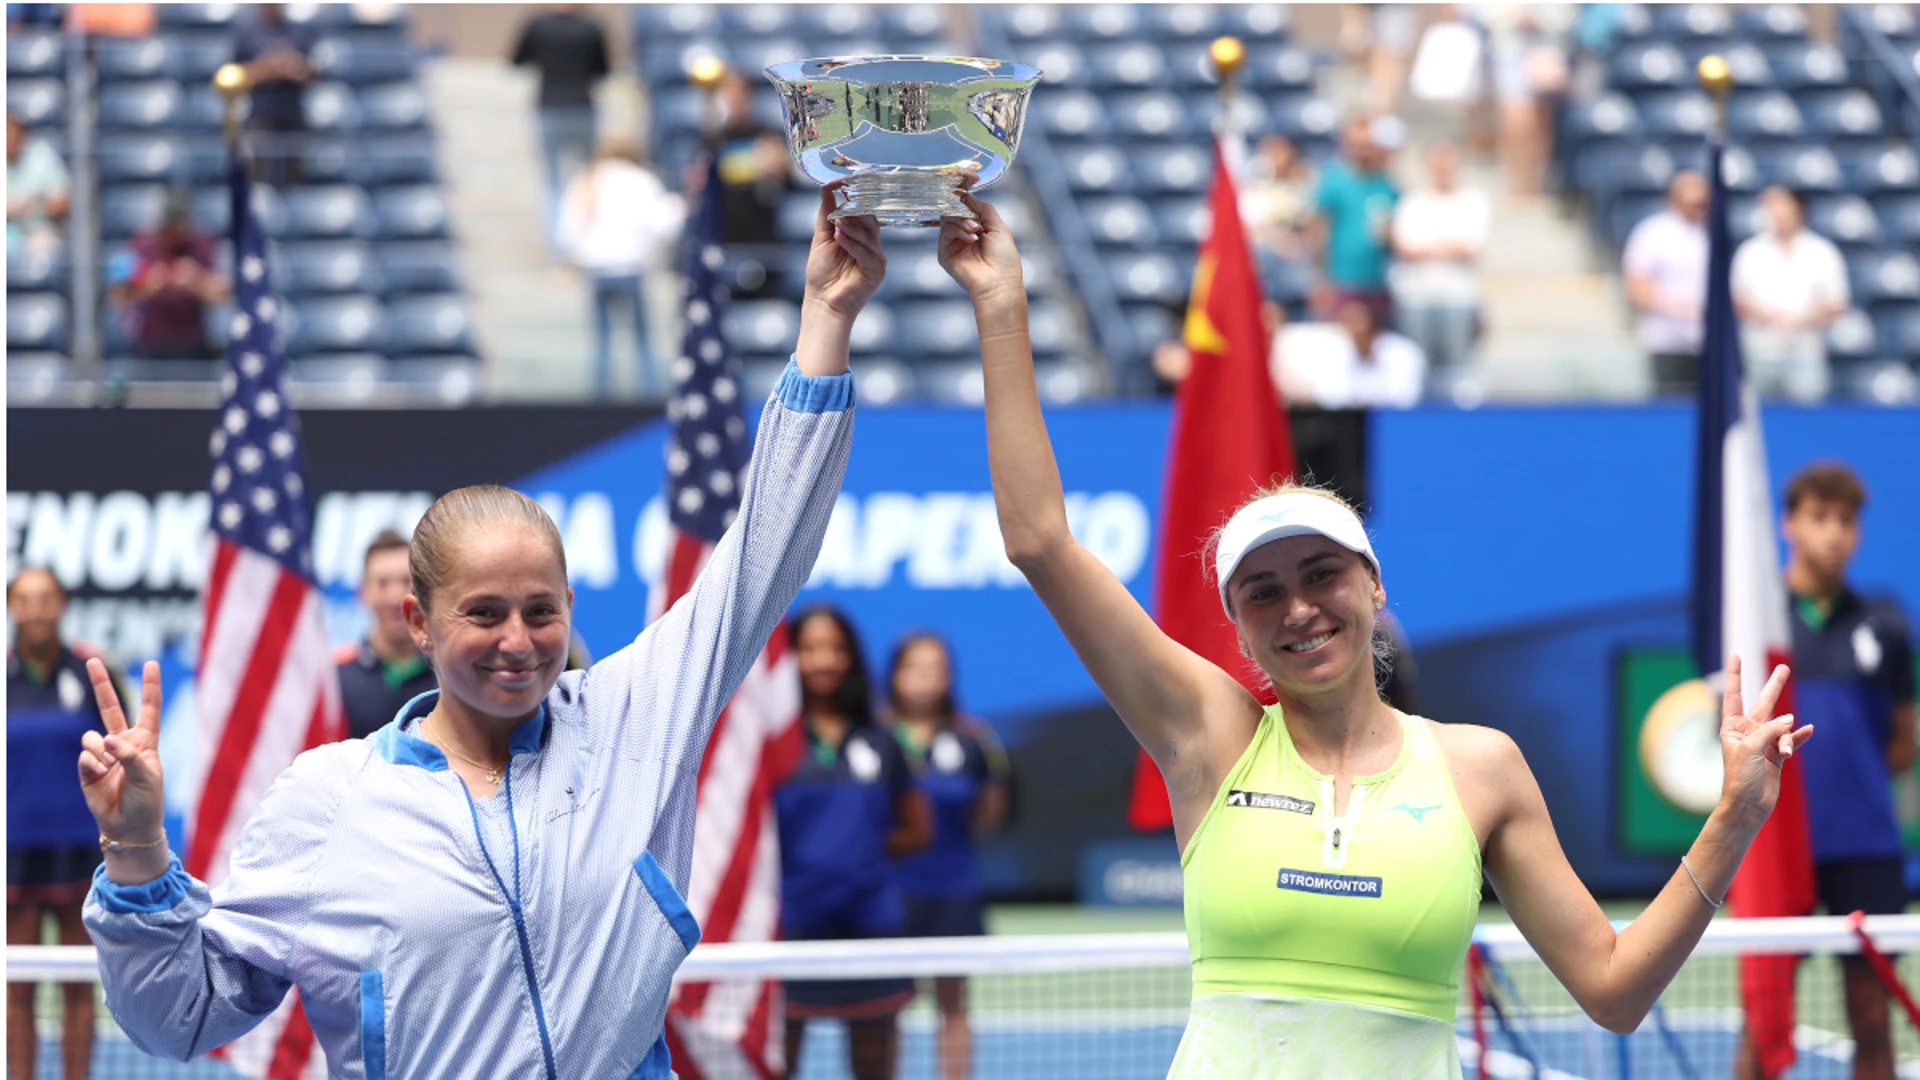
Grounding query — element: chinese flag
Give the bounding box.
[1127,139,1298,830]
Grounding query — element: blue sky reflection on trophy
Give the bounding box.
[764,56,1044,226]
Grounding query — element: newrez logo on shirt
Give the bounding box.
[1277,869,1384,898]
[1226,789,1315,815]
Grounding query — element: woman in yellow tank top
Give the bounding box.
[933,195,1812,1078]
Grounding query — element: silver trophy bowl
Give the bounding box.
[764,55,1044,227]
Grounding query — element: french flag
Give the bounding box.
[1692,137,1812,1080]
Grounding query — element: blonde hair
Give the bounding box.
[408,485,566,611]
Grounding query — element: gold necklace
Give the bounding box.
[426,717,503,787]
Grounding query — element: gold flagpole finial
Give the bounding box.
[1696,54,1733,134]
[1209,36,1246,88]
[212,63,251,149]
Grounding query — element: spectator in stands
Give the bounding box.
[7,111,69,256]
[1310,115,1399,327]
[885,632,1009,1080]
[1471,4,1574,197]
[700,69,797,299]
[7,568,122,1080]
[1735,463,1915,1080]
[776,606,931,1080]
[556,136,685,398]
[1277,295,1427,409]
[1622,169,1709,396]
[1341,4,1420,115]
[1241,134,1318,306]
[233,4,319,190]
[333,530,436,741]
[1731,186,1850,403]
[108,189,230,361]
[1390,142,1488,390]
[510,4,610,262]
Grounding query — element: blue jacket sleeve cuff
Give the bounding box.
[91,855,193,914]
[774,356,855,413]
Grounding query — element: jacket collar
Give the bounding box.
[371,689,549,771]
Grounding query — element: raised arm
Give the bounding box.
[937,194,1259,837]
[1481,657,1810,1033]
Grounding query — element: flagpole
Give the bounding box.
[1697,53,1732,139]
[690,54,726,145]
[212,62,250,152]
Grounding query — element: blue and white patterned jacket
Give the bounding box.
[84,363,855,1079]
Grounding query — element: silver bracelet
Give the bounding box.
[1682,855,1724,910]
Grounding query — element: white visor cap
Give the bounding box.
[1214,492,1378,612]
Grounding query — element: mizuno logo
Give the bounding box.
[1393,803,1442,822]
[1225,790,1315,815]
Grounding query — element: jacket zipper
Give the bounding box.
[462,766,560,1080]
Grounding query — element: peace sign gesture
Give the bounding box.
[1718,655,1814,832]
[77,658,169,857]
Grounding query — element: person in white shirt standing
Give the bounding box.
[1622,171,1709,396]
[1731,186,1850,403]
[557,137,686,399]
[1390,143,1489,395]
[1278,296,1427,409]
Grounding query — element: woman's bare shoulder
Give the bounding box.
[1422,717,1530,778]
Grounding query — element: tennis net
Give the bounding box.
[11,915,1920,1078]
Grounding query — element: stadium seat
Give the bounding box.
[285,185,377,240]
[100,184,168,239]
[1124,302,1178,358]
[97,135,188,183]
[1025,299,1071,357]
[1152,197,1209,246]
[310,34,415,84]
[180,84,229,129]
[883,247,965,299]
[1637,92,1715,140]
[286,352,387,404]
[1610,43,1692,90]
[1030,42,1087,87]
[1873,194,1920,245]
[375,241,460,294]
[303,82,363,133]
[97,80,187,130]
[1727,91,1804,142]
[850,359,916,406]
[7,29,63,79]
[1604,194,1672,249]
[847,301,896,354]
[730,39,811,83]
[1032,359,1097,404]
[8,353,77,403]
[878,6,948,40]
[1825,308,1879,365]
[1165,44,1227,89]
[651,87,709,137]
[641,39,725,88]
[169,31,233,82]
[1217,4,1292,39]
[7,248,65,293]
[1800,90,1885,141]
[894,300,981,358]
[1765,43,1849,90]
[1106,251,1187,305]
[345,135,439,187]
[1131,144,1211,195]
[1262,95,1340,143]
[281,242,381,296]
[1241,46,1318,91]
[1064,5,1144,40]
[373,186,451,240]
[7,292,69,352]
[1058,146,1135,195]
[1756,145,1845,192]
[387,295,474,357]
[1143,5,1224,41]
[724,299,801,355]
[94,37,174,81]
[385,356,483,405]
[1560,93,1643,149]
[1083,197,1158,247]
[1033,90,1111,141]
[788,6,867,38]
[1874,307,1920,360]
[1735,4,1812,41]
[1579,143,1678,199]
[635,4,718,36]
[155,4,238,27]
[1866,3,1918,42]
[1850,251,1920,306]
[1087,43,1166,89]
[1805,195,1882,248]
[6,78,64,127]
[913,360,986,404]
[1654,4,1734,41]
[1840,145,1920,194]
[285,295,388,357]
[1001,6,1062,41]
[1714,43,1774,89]
[1108,92,1187,140]
[719,4,793,35]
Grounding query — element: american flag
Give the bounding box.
[658,158,801,1080]
[187,156,345,1080]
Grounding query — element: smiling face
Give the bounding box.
[891,637,953,718]
[361,546,413,649]
[1225,535,1384,697]
[796,613,855,702]
[405,525,572,724]
[6,568,66,656]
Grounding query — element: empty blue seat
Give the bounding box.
[286,295,387,356]
[1725,194,1763,241]
[100,184,168,239]
[1806,195,1882,248]
[1031,42,1087,87]
[1874,307,1920,359]
[346,135,439,187]
[8,353,77,403]
[880,248,963,300]
[97,135,189,183]
[776,195,819,242]
[156,4,238,27]
[1727,91,1804,142]
[1873,194,1920,245]
[1866,4,1918,42]
[7,292,68,351]
[1756,145,1844,191]
[1153,197,1209,246]
[894,300,980,358]
[1825,309,1879,365]
[1084,197,1158,247]
[285,185,376,239]
[1840,145,1920,194]
[180,84,230,129]
[1108,92,1187,140]
[1087,42,1166,89]
[1026,299,1071,358]
[386,357,483,404]
[1064,4,1145,39]
[1605,194,1672,248]
[7,78,64,127]
[1735,4,1812,40]
[190,181,289,237]
[281,242,381,296]
[730,39,810,82]
[847,301,896,354]
[170,31,233,81]
[1708,42,1774,88]
[719,5,794,35]
[724,299,801,355]
[1636,91,1715,139]
[1143,5,1223,40]
[1654,4,1735,41]
[1001,6,1063,41]
[1261,95,1340,142]
[1765,43,1849,90]
[98,80,187,130]
[1218,4,1292,39]
[1107,251,1187,305]
[1850,251,1920,306]
[787,6,867,38]
[1132,144,1211,195]
[1578,143,1678,198]
[1059,146,1135,195]
[310,34,415,84]
[7,29,63,79]
[1124,302,1179,359]
[1033,90,1110,140]
[1242,46,1317,91]
[652,86,708,136]
[1610,43,1692,90]
[1800,90,1884,140]
[1559,93,1642,147]
[373,186,450,240]
[303,82,362,133]
[299,136,352,183]
[388,294,472,356]
[878,6,948,40]
[95,36,174,81]
[1165,43,1228,88]
[376,241,460,293]
[8,248,64,292]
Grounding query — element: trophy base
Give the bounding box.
[829,172,976,228]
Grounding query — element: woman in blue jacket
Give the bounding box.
[76,191,886,1080]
